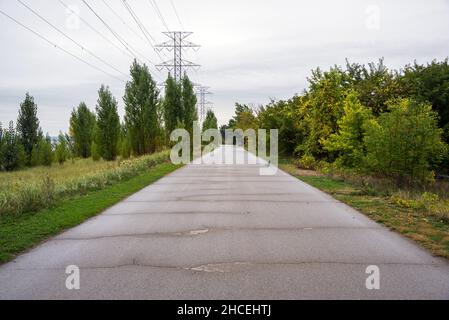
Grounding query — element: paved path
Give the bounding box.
[1,146,449,299]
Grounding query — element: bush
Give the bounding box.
[364,99,448,184]
[31,138,53,167]
[296,154,316,170]
[324,91,372,168]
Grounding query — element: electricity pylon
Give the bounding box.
[155,31,200,82]
[196,86,212,122]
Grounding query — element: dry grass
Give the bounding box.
[0,158,118,188]
[0,151,170,217]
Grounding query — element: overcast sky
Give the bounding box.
[1,0,449,135]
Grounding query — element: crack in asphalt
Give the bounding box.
[54,226,382,241]
[9,260,445,272]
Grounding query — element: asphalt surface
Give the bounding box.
[1,145,449,299]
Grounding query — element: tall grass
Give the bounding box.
[0,150,170,217]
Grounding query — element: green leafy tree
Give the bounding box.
[231,103,257,130]
[181,74,198,133]
[202,109,218,132]
[304,67,346,159]
[0,122,4,169]
[163,74,182,138]
[344,58,403,115]
[95,85,121,161]
[1,121,26,171]
[364,99,447,183]
[401,59,449,140]
[55,132,68,165]
[118,124,132,159]
[324,91,372,167]
[69,102,96,158]
[401,59,449,172]
[16,93,40,164]
[124,60,160,155]
[258,96,306,155]
[36,134,54,166]
[91,141,100,161]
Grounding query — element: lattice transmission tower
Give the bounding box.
[155,32,200,82]
[196,86,213,121]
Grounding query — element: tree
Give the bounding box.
[0,122,4,169]
[69,102,96,158]
[1,121,26,171]
[181,74,198,133]
[231,103,257,130]
[91,141,100,161]
[31,134,53,167]
[124,60,160,155]
[303,67,346,159]
[118,124,132,159]
[258,96,306,155]
[163,74,182,137]
[202,110,218,132]
[364,99,447,183]
[401,59,449,140]
[344,58,403,115]
[16,93,40,164]
[55,132,68,165]
[324,91,372,168]
[95,85,120,161]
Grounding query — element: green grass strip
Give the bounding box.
[0,162,181,264]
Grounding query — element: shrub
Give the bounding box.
[297,154,316,170]
[324,91,372,168]
[364,99,448,184]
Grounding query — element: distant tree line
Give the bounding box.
[225,58,449,184]
[0,59,218,171]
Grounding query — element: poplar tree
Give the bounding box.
[181,74,198,132]
[95,85,121,161]
[202,110,218,132]
[16,93,40,164]
[124,60,160,155]
[69,102,96,158]
[163,74,182,137]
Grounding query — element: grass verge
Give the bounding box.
[0,162,181,264]
[280,162,449,259]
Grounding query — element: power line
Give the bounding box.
[57,0,134,61]
[101,0,147,43]
[121,0,156,45]
[149,0,169,31]
[16,0,128,77]
[169,0,184,31]
[121,0,166,62]
[0,9,125,82]
[81,0,156,68]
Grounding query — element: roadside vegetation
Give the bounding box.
[0,162,181,263]
[227,58,449,257]
[0,60,219,262]
[0,59,219,218]
[0,150,170,217]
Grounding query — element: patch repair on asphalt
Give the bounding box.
[186,262,251,273]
